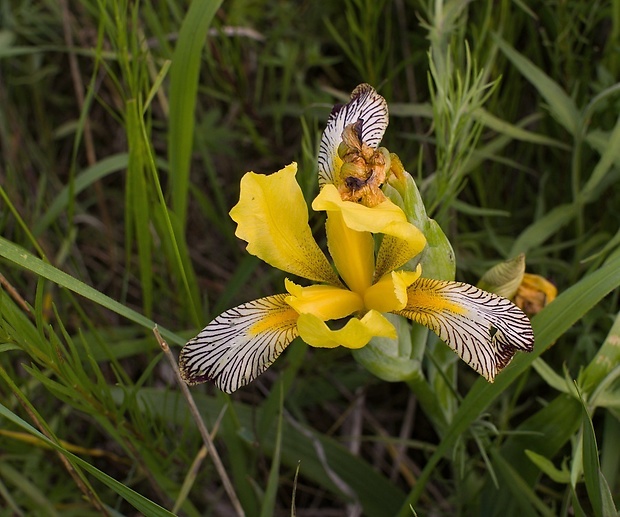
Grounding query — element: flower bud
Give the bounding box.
[477,254,526,300]
[384,155,455,281]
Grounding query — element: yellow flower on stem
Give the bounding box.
[179,84,534,393]
[179,163,424,392]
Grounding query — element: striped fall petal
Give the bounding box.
[395,278,534,381]
[179,295,299,393]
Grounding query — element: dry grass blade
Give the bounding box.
[153,327,245,517]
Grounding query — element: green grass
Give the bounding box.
[1,0,619,515]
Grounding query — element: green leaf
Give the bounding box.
[491,451,557,517]
[131,387,406,517]
[470,390,580,512]
[581,114,620,203]
[599,472,619,517]
[472,107,570,149]
[601,412,620,494]
[33,153,129,236]
[168,0,223,228]
[531,358,570,394]
[581,311,620,393]
[126,99,153,317]
[0,403,175,517]
[493,33,580,136]
[0,236,182,346]
[0,463,59,516]
[510,203,578,256]
[477,254,525,300]
[578,391,603,517]
[151,204,202,326]
[260,387,284,517]
[451,200,511,218]
[571,485,589,517]
[524,450,571,483]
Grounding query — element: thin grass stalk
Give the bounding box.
[154,327,245,517]
[0,365,108,515]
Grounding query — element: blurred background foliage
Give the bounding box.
[0,0,619,515]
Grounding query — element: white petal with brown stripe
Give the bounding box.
[395,278,534,381]
[179,294,299,393]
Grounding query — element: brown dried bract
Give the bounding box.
[335,121,391,207]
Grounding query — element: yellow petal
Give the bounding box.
[325,211,374,294]
[514,273,558,316]
[364,267,421,312]
[395,278,534,382]
[375,234,424,279]
[318,84,389,187]
[520,273,557,303]
[313,185,426,262]
[179,294,299,393]
[284,278,363,320]
[230,164,341,286]
[297,310,397,349]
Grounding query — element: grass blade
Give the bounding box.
[581,113,620,203]
[33,153,129,236]
[510,203,578,256]
[260,386,284,517]
[524,450,571,484]
[490,451,557,517]
[126,98,154,317]
[493,33,580,136]
[0,402,175,517]
[0,236,182,346]
[578,390,603,517]
[132,386,406,517]
[167,0,223,227]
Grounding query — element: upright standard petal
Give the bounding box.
[230,164,341,286]
[297,310,396,349]
[179,295,300,393]
[395,278,534,382]
[318,84,389,186]
[313,185,426,266]
[325,210,374,294]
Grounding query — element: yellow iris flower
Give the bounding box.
[180,84,534,393]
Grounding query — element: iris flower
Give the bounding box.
[180,84,534,393]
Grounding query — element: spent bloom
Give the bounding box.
[477,253,557,316]
[179,84,534,393]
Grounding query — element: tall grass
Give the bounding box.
[0,0,619,515]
